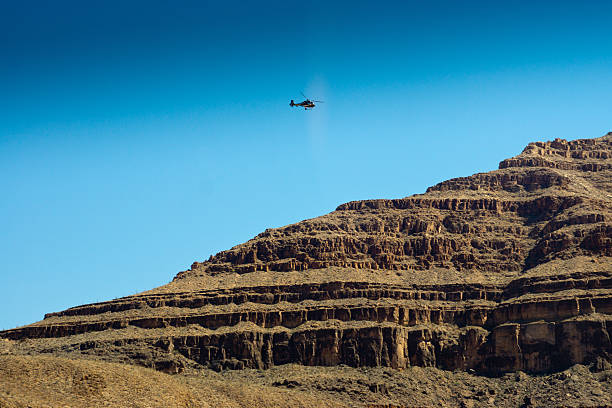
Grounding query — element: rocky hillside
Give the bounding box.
[2,134,611,386]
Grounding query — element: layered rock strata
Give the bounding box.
[3,133,612,376]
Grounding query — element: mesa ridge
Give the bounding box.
[2,134,612,380]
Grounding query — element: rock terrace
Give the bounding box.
[2,133,612,378]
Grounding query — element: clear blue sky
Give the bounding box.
[1,1,611,330]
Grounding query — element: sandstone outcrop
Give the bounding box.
[3,133,612,377]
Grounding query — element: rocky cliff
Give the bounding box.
[3,134,612,378]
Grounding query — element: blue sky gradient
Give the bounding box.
[1,1,611,329]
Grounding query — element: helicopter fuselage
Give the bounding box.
[290,99,316,109]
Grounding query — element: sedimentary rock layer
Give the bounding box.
[3,133,612,376]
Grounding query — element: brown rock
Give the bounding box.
[2,133,612,378]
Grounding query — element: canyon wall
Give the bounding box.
[3,134,611,376]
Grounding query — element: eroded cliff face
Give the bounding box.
[3,134,612,376]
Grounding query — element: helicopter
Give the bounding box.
[290,92,324,110]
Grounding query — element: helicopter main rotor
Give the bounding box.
[300,91,324,103]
